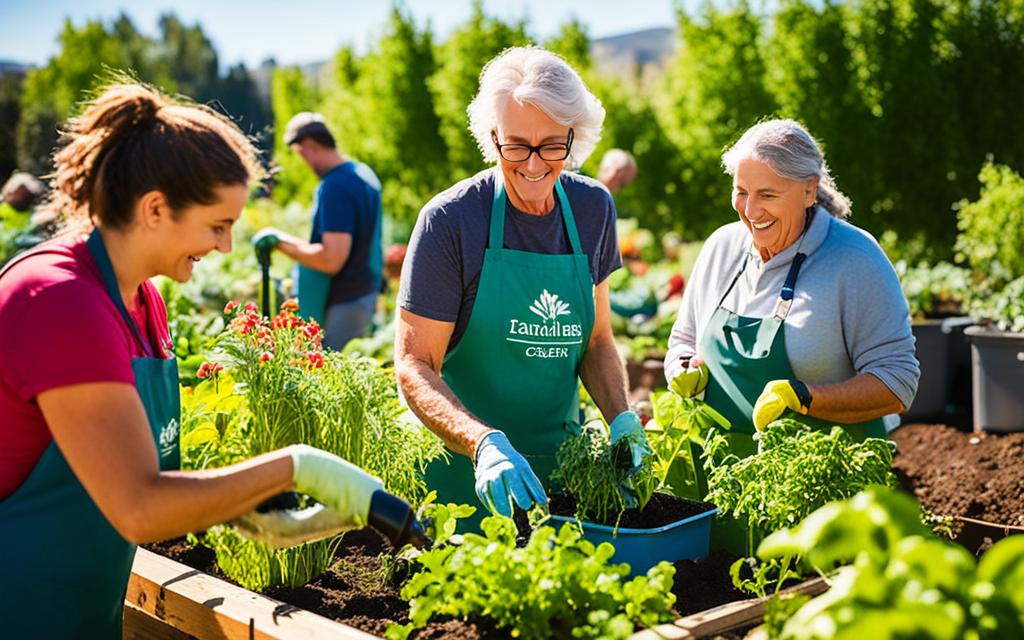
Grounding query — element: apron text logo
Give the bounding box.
[506,290,583,358]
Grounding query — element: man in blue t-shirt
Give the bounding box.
[254,112,383,350]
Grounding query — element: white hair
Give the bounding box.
[722,119,852,218]
[468,46,605,169]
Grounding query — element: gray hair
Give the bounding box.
[722,119,851,218]
[468,46,605,170]
[598,148,636,176]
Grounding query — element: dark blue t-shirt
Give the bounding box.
[399,169,622,353]
[311,161,383,304]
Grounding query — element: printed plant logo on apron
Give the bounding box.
[507,289,584,359]
[159,418,180,459]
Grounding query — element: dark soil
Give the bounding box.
[146,497,754,639]
[145,528,504,639]
[548,491,715,529]
[892,423,1024,526]
[671,549,747,616]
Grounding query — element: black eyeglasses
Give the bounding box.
[492,128,574,162]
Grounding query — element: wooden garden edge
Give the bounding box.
[629,576,830,640]
[124,547,379,640]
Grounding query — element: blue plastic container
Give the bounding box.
[549,503,718,576]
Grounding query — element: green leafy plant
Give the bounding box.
[955,163,1024,284]
[968,276,1024,333]
[552,421,658,527]
[702,419,895,597]
[894,260,970,319]
[704,419,897,555]
[758,487,1024,639]
[645,390,730,500]
[178,299,445,591]
[385,504,677,640]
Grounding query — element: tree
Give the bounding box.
[269,66,321,206]
[158,13,218,102]
[16,15,175,174]
[429,1,529,181]
[0,71,24,180]
[656,1,778,238]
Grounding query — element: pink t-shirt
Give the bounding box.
[0,236,173,499]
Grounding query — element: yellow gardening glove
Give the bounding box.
[752,379,812,431]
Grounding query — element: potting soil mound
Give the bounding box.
[548,491,714,528]
[893,423,1024,526]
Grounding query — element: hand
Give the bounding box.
[473,431,547,517]
[670,356,709,398]
[252,228,281,255]
[608,410,653,507]
[752,379,812,431]
[290,444,383,527]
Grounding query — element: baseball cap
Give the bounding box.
[283,112,332,146]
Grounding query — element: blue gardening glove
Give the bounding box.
[608,410,653,507]
[670,359,710,398]
[752,379,812,431]
[290,444,384,527]
[474,431,547,517]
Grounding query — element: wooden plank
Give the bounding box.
[126,547,381,640]
[123,601,197,640]
[632,577,829,640]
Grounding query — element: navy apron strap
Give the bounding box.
[773,252,807,320]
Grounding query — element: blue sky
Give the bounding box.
[0,1,683,68]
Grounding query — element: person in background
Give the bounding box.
[1,172,46,213]
[0,82,418,638]
[394,47,651,525]
[253,113,383,350]
[596,148,637,196]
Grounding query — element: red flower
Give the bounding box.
[306,352,325,369]
[259,352,272,363]
[281,299,299,314]
[197,362,224,379]
[244,301,259,314]
[224,300,241,315]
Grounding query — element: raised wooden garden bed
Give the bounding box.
[124,547,376,640]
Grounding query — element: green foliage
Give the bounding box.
[969,276,1024,333]
[758,487,1024,639]
[894,260,970,319]
[199,524,340,591]
[704,419,896,556]
[657,0,778,239]
[0,72,25,180]
[387,506,676,640]
[269,66,322,206]
[645,390,730,500]
[956,163,1024,282]
[429,1,529,181]
[179,301,444,590]
[552,422,657,526]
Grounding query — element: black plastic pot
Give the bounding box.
[965,326,1024,432]
[903,320,950,422]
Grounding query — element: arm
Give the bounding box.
[38,382,294,544]
[393,307,494,459]
[806,373,906,424]
[579,279,630,421]
[274,230,352,275]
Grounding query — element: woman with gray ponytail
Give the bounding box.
[663,119,918,550]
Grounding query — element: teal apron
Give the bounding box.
[297,264,331,324]
[424,173,595,527]
[0,230,181,639]
[699,249,886,553]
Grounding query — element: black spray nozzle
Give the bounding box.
[368,490,432,549]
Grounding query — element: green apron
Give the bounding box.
[424,173,595,527]
[699,249,886,553]
[297,263,331,324]
[0,230,181,639]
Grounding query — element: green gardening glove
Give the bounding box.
[608,411,653,508]
[290,444,384,527]
[252,228,280,262]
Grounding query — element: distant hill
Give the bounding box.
[591,27,676,76]
[0,61,31,77]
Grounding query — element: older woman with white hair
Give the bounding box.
[395,46,649,522]
[665,119,919,462]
